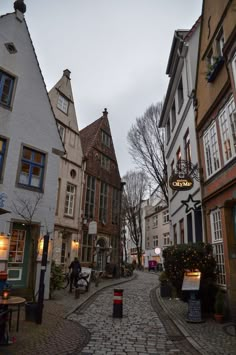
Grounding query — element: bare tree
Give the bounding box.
[11,193,43,299]
[122,170,147,267]
[127,102,168,204]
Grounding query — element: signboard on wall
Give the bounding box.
[169,174,193,191]
[88,221,97,235]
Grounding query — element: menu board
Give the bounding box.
[182,272,201,291]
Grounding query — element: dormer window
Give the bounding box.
[57,94,68,114]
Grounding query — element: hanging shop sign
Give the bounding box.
[169,174,194,191]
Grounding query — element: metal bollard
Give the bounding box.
[113,288,123,318]
[75,288,80,299]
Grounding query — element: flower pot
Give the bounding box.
[25,302,38,323]
[214,313,224,323]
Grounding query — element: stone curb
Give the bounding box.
[156,287,205,355]
[65,273,137,319]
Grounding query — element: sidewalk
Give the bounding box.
[156,282,236,355]
[0,275,135,355]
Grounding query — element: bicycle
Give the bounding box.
[61,272,70,289]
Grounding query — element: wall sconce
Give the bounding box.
[0,234,10,260]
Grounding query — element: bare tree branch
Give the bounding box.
[122,171,147,267]
[127,102,168,204]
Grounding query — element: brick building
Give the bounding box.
[195,0,236,316]
[79,109,122,272]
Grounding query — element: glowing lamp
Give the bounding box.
[2,289,10,300]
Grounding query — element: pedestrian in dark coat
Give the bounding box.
[69,257,81,292]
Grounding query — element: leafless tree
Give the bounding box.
[127,102,168,204]
[122,170,147,267]
[11,193,43,300]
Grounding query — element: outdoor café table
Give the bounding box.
[0,296,26,332]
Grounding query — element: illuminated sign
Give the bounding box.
[169,174,194,191]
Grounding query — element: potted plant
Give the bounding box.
[214,289,225,323]
[159,271,172,298]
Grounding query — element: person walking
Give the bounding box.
[69,257,81,293]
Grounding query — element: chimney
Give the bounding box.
[14,0,26,13]
[103,108,108,118]
[63,69,71,79]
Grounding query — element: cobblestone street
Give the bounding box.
[68,272,199,355]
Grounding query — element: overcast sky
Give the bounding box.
[2,0,202,176]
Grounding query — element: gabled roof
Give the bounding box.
[80,116,104,156]
[0,11,65,155]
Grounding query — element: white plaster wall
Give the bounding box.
[0,13,63,298]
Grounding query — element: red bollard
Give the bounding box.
[113,288,123,318]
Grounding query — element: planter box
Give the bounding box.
[25,302,38,323]
[160,283,172,298]
[206,57,224,83]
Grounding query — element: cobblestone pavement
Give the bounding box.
[1,271,236,354]
[68,272,199,355]
[157,286,236,355]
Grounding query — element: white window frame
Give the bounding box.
[57,123,65,142]
[163,210,169,224]
[210,209,226,286]
[232,52,236,89]
[203,122,221,178]
[152,215,158,228]
[57,94,69,114]
[163,233,170,246]
[219,97,236,163]
[64,183,76,217]
[153,235,158,247]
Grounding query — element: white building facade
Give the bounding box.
[48,70,84,270]
[159,19,204,245]
[0,8,64,298]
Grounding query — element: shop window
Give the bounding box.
[9,229,26,263]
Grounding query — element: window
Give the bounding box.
[61,242,66,264]
[163,210,169,224]
[179,219,184,244]
[163,233,170,246]
[82,232,93,263]
[184,129,191,162]
[210,209,226,286]
[232,52,236,89]
[0,70,14,107]
[57,123,65,142]
[219,97,236,163]
[152,215,158,227]
[9,229,26,263]
[57,94,69,114]
[64,183,76,216]
[171,101,176,130]
[176,147,181,171]
[216,29,224,57]
[207,48,214,66]
[99,182,108,223]
[112,188,119,224]
[153,235,158,247]
[203,122,220,177]
[166,118,170,144]
[173,224,177,245]
[101,154,110,171]
[101,130,111,147]
[85,175,95,219]
[18,147,45,190]
[0,138,6,180]
[177,77,184,110]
